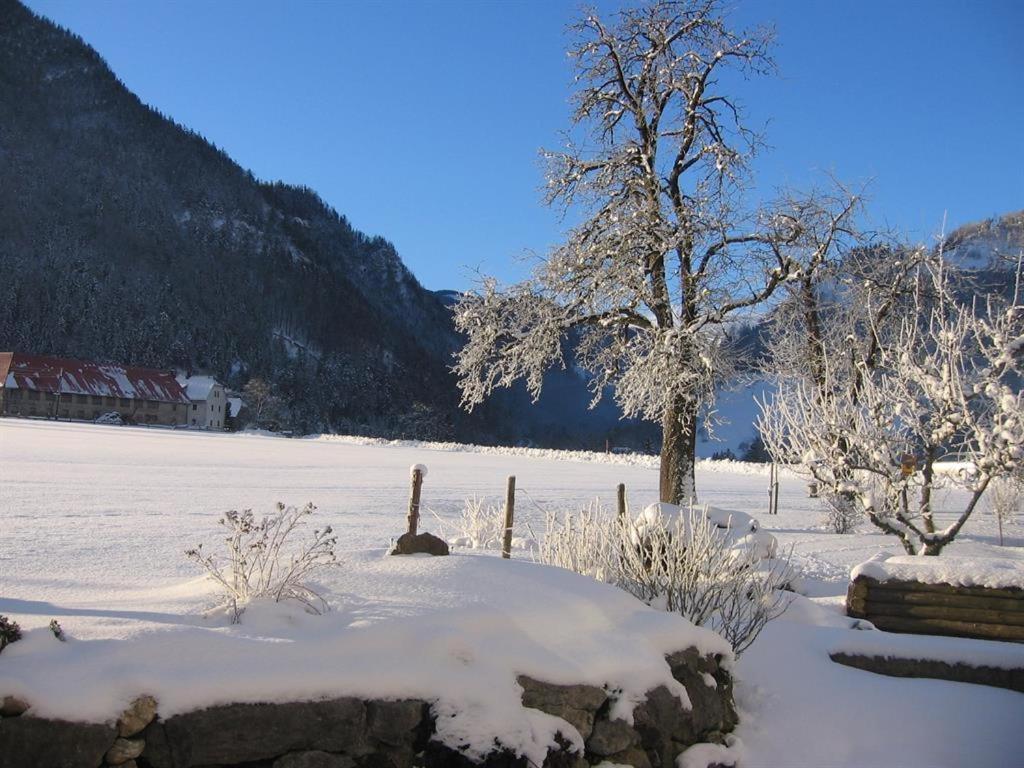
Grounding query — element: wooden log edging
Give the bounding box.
[829,652,1024,694]
[847,575,1024,643]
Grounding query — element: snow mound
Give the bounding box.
[0,552,730,765]
[851,554,1024,590]
[638,503,758,534]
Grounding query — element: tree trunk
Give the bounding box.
[920,447,936,534]
[660,396,698,505]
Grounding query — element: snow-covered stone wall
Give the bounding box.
[0,647,737,768]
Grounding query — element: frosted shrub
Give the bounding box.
[0,615,20,653]
[821,491,862,534]
[989,474,1023,546]
[537,501,617,581]
[539,504,790,655]
[442,497,506,550]
[186,502,338,623]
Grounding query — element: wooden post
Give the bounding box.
[772,465,780,515]
[407,467,424,536]
[616,483,627,523]
[502,475,516,559]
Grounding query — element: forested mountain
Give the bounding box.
[1,2,548,442]
[0,1,660,447]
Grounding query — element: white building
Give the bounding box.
[176,374,227,429]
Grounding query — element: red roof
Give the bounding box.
[0,353,190,404]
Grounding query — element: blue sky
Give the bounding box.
[25,0,1024,291]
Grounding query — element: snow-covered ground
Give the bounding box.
[1,419,1022,766]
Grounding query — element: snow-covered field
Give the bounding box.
[1,419,1022,766]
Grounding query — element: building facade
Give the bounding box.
[177,374,227,429]
[0,353,190,426]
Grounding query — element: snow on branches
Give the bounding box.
[760,254,1024,555]
[454,0,860,504]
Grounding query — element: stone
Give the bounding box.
[357,747,416,768]
[106,736,145,765]
[603,746,653,768]
[117,694,158,737]
[162,697,368,767]
[540,735,587,768]
[422,742,525,768]
[0,715,115,768]
[0,696,28,718]
[138,720,172,768]
[366,699,427,747]
[275,751,357,768]
[665,649,738,735]
[586,716,640,756]
[632,685,691,767]
[518,676,606,741]
[390,532,450,556]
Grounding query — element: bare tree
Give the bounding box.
[762,236,927,531]
[760,256,1024,554]
[454,0,858,503]
[242,376,277,429]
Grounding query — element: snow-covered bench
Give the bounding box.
[846,555,1024,644]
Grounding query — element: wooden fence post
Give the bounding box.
[502,475,516,559]
[768,463,780,515]
[616,483,627,523]
[407,466,424,536]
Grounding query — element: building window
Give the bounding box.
[91,395,103,405]
[76,394,87,404]
[192,403,197,411]
[45,393,56,402]
[119,398,130,407]
[145,401,159,410]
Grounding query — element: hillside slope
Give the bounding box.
[0,0,464,437]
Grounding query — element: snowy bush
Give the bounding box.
[48,619,65,641]
[439,497,506,550]
[538,503,790,655]
[821,491,862,534]
[0,615,21,653]
[186,502,338,623]
[988,473,1023,546]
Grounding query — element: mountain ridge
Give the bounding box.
[0,0,470,438]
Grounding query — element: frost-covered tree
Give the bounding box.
[760,256,1024,554]
[761,236,926,532]
[242,377,278,429]
[454,0,858,502]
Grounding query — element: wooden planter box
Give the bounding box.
[846,575,1024,643]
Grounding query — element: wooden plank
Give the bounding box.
[866,614,1024,643]
[863,600,1024,627]
[865,587,1024,613]
[856,576,1024,601]
[829,653,1024,693]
